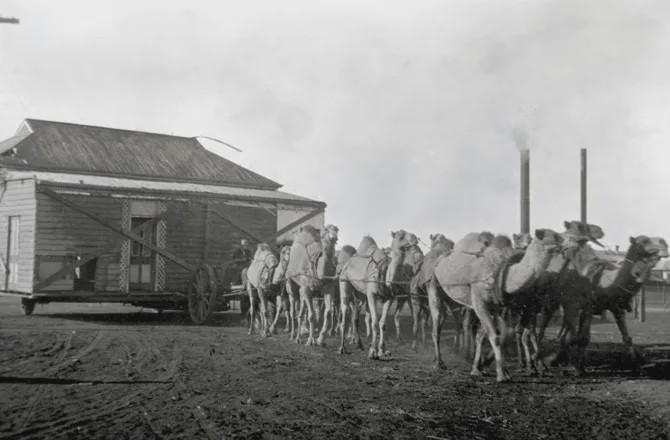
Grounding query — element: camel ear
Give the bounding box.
[513,233,520,240]
[391,231,396,238]
[535,229,545,240]
[629,236,636,245]
[430,234,436,241]
[564,221,570,229]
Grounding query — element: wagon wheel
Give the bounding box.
[188,264,217,325]
[21,299,36,316]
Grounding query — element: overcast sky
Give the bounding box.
[1,0,669,251]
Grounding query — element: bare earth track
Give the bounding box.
[1,298,670,439]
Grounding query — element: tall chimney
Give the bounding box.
[580,148,587,224]
[520,149,530,234]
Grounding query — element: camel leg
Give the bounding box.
[612,306,641,373]
[521,328,538,375]
[472,290,509,383]
[516,321,525,369]
[247,290,256,335]
[393,296,405,345]
[411,295,421,351]
[428,280,446,370]
[421,304,429,348]
[364,310,372,341]
[258,289,269,338]
[282,295,291,333]
[338,281,351,354]
[295,293,306,344]
[366,290,379,360]
[576,305,593,376]
[351,298,364,350]
[378,298,393,357]
[269,293,284,335]
[549,305,578,369]
[285,282,297,340]
[317,292,333,346]
[470,326,487,376]
[302,287,316,346]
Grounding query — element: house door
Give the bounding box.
[5,216,20,290]
[129,217,156,291]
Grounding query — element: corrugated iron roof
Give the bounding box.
[6,170,325,208]
[0,133,30,155]
[0,119,281,189]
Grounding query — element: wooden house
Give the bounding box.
[0,119,326,318]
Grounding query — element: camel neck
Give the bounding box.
[504,241,552,293]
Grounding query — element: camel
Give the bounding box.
[334,245,368,348]
[500,222,598,375]
[538,234,667,374]
[386,233,424,345]
[268,246,293,335]
[244,243,279,337]
[427,231,496,365]
[285,224,339,346]
[406,234,455,351]
[431,229,564,382]
[338,231,413,359]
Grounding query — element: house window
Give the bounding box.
[7,216,20,286]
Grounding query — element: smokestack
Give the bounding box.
[580,148,587,224]
[520,149,530,234]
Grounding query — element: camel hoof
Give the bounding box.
[268,326,276,334]
[526,367,539,377]
[317,337,326,347]
[470,368,483,377]
[248,330,253,335]
[496,375,512,383]
[434,360,447,371]
[338,347,347,355]
[306,338,316,347]
[294,338,301,344]
[368,349,379,360]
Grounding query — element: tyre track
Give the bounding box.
[1,331,183,439]
[8,331,106,433]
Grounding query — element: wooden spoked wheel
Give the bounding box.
[188,264,217,325]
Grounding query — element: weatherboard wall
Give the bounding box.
[0,178,36,293]
[34,190,124,292]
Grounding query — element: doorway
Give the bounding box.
[129,217,156,291]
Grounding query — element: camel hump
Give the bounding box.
[294,225,321,245]
[357,236,378,257]
[453,231,493,255]
[336,245,357,273]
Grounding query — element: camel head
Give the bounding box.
[563,220,604,247]
[512,233,532,250]
[429,233,455,251]
[385,230,415,288]
[531,228,564,257]
[649,237,669,258]
[321,224,339,245]
[625,235,667,283]
[253,243,279,286]
[253,243,279,269]
[271,245,292,284]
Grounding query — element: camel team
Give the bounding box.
[241,221,668,382]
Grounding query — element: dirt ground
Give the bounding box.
[1,297,670,440]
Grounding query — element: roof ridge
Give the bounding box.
[25,118,195,141]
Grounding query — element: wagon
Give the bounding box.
[0,119,326,324]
